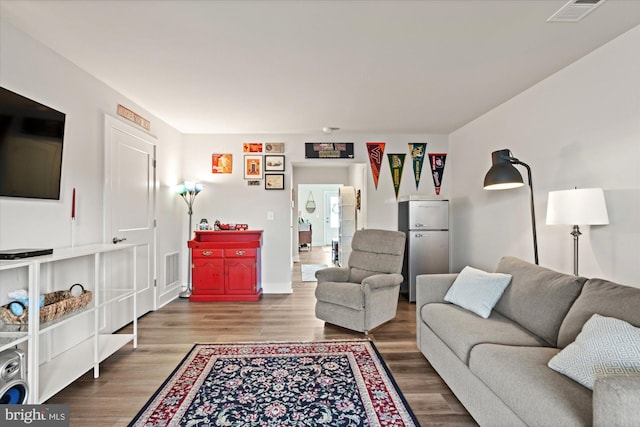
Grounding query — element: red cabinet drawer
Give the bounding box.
[224,248,256,258]
[193,248,223,258]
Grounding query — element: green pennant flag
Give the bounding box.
[387,153,406,200]
[409,143,427,189]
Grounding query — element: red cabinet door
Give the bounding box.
[192,257,225,294]
[224,249,256,294]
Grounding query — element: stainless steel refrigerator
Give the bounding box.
[398,197,449,302]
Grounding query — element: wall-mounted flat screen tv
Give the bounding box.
[0,87,66,200]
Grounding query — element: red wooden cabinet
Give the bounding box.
[188,230,263,302]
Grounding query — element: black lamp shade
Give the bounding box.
[483,149,524,190]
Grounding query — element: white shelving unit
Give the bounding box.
[0,244,138,403]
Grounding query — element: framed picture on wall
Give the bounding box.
[265,174,284,190]
[244,155,263,179]
[264,155,285,171]
[265,142,285,153]
[211,153,233,174]
[243,142,263,153]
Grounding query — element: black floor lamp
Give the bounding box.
[483,149,539,265]
[176,181,203,298]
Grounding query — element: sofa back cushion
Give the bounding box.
[557,278,640,348]
[348,229,406,283]
[494,256,587,347]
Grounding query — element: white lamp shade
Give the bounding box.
[546,188,609,225]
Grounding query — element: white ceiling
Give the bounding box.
[2,0,640,134]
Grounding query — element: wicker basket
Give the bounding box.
[0,284,93,325]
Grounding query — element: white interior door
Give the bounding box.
[104,115,156,331]
[324,191,339,245]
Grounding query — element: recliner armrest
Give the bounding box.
[362,273,404,290]
[315,266,350,283]
[593,376,640,427]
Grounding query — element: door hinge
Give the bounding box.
[154,219,157,227]
[154,279,157,287]
[152,159,156,168]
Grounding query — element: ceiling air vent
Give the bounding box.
[547,0,606,22]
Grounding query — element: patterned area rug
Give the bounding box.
[301,264,328,282]
[129,340,418,426]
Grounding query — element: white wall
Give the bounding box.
[0,21,185,304]
[449,25,640,287]
[182,133,449,293]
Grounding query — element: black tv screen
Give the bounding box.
[0,87,66,200]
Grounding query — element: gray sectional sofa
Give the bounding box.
[416,256,640,427]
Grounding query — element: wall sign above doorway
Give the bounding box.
[305,143,354,159]
[117,104,150,130]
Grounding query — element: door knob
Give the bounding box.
[112,237,127,244]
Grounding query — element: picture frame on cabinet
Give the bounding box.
[265,174,284,190]
[244,155,263,179]
[264,155,285,171]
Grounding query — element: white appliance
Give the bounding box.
[398,197,449,302]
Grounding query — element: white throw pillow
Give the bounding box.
[443,266,512,318]
[548,314,640,390]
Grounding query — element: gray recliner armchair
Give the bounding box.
[314,228,406,334]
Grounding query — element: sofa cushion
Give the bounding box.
[558,278,640,348]
[421,303,546,364]
[470,344,592,427]
[314,282,364,310]
[494,256,586,347]
[549,314,640,390]
[444,266,512,318]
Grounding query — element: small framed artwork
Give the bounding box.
[211,153,232,174]
[265,142,285,153]
[247,180,261,186]
[243,142,263,153]
[264,155,285,171]
[265,173,284,190]
[244,155,263,179]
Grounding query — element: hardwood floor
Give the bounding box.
[47,246,476,426]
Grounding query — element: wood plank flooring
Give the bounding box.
[47,246,476,426]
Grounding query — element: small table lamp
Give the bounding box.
[546,188,609,275]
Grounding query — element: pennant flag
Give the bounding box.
[428,153,447,195]
[387,153,406,200]
[366,142,385,189]
[409,143,427,189]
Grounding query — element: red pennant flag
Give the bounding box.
[366,142,385,189]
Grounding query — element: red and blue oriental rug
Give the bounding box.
[129,340,418,426]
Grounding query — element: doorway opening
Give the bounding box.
[290,163,367,292]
